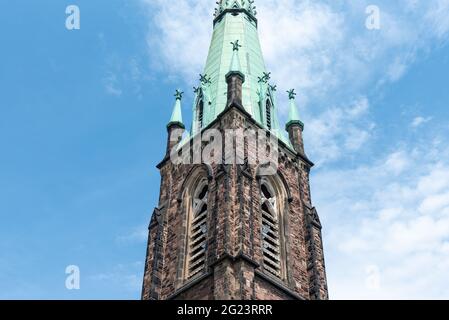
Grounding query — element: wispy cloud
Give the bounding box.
[315,140,449,299]
[116,226,148,245]
[103,72,123,97]
[306,97,374,166]
[425,0,449,39]
[141,0,212,83]
[411,116,432,128]
[99,33,146,98]
[89,262,143,291]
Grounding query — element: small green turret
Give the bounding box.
[167,89,185,130]
[285,89,304,130]
[285,89,305,155]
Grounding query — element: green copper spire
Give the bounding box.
[286,89,304,130]
[167,89,185,129]
[193,0,285,134]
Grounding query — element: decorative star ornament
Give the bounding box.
[174,89,184,100]
[287,89,297,100]
[231,40,242,51]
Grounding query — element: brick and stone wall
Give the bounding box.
[141,105,328,300]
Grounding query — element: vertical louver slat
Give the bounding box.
[188,183,208,279]
[261,183,281,277]
[266,100,272,130]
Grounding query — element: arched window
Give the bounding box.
[198,100,204,129]
[186,180,209,279]
[260,180,283,278]
[266,100,272,130]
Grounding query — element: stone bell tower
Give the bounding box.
[141,0,328,300]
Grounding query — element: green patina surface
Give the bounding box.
[227,40,244,79]
[286,89,304,129]
[190,0,271,132]
[167,89,185,129]
[169,1,300,149]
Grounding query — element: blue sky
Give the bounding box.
[1,0,449,299]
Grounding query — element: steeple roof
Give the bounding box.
[286,89,304,129]
[182,0,299,153]
[193,0,281,132]
[167,90,185,129]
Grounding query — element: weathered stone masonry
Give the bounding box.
[141,0,328,301]
[142,103,328,300]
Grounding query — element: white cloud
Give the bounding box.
[384,151,410,175]
[258,1,345,99]
[419,191,449,215]
[425,0,449,39]
[141,0,213,84]
[306,97,374,166]
[411,116,432,128]
[386,57,408,82]
[314,144,449,299]
[417,165,449,194]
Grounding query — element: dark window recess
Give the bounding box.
[266,100,272,130]
[261,183,281,278]
[188,184,209,278]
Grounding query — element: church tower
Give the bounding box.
[142,0,328,300]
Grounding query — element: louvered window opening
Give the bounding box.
[188,184,208,279]
[266,101,272,130]
[261,183,281,277]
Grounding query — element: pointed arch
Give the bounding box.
[177,165,214,202]
[256,167,293,203]
[178,167,211,281]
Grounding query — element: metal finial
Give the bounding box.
[174,89,184,100]
[199,74,211,85]
[263,72,271,82]
[258,72,271,84]
[287,89,297,100]
[231,40,242,51]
